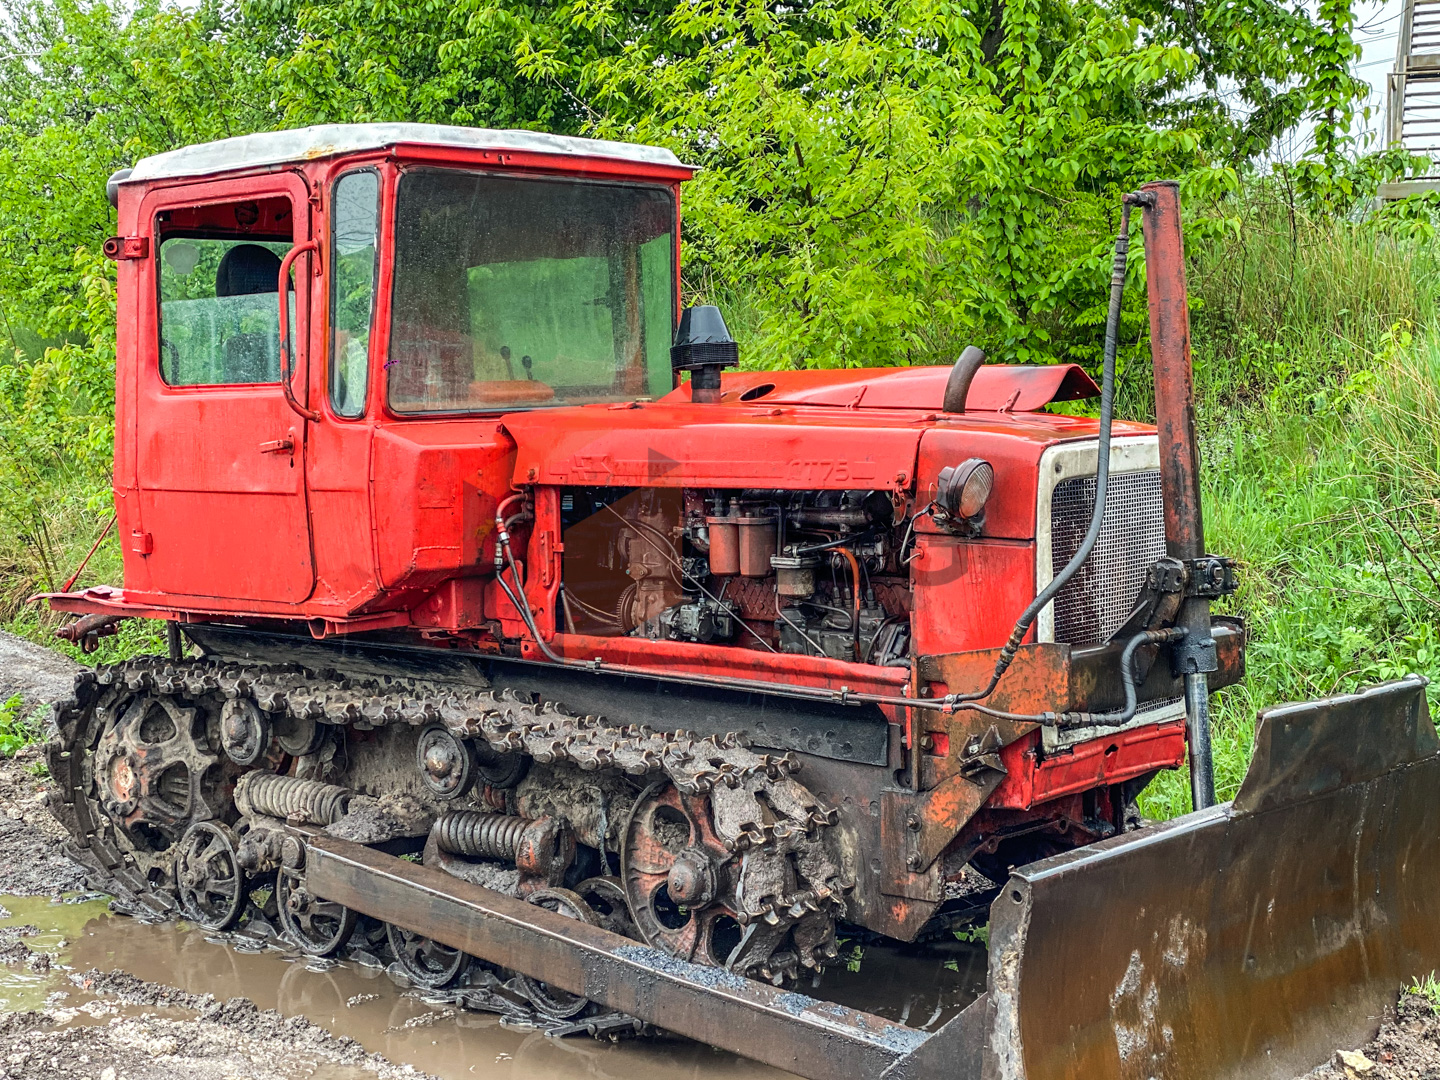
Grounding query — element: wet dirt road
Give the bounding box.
[0,892,987,1080]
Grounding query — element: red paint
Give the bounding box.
[662,363,1100,412]
[103,235,149,260]
[989,721,1188,810]
[910,537,1037,654]
[503,404,927,491]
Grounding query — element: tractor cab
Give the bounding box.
[104,125,691,612]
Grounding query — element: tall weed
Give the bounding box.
[1140,331,1440,818]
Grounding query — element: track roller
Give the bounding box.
[386,923,471,989]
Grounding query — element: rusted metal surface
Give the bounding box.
[1139,182,1203,566]
[1139,179,1219,808]
[881,768,1005,889]
[915,620,1244,720]
[301,831,928,1080]
[54,612,124,652]
[977,677,1440,1080]
[1234,675,1439,814]
[1067,617,1244,712]
[917,642,1070,714]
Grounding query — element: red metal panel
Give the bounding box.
[661,364,1099,411]
[910,537,1037,655]
[914,419,1158,540]
[503,404,923,490]
[369,421,515,596]
[113,183,147,596]
[538,631,910,697]
[988,721,1187,809]
[128,171,317,605]
[524,486,562,638]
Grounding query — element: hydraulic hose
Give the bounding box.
[1052,627,1185,730]
[946,196,1137,708]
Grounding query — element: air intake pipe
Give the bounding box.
[673,305,739,403]
[941,345,986,413]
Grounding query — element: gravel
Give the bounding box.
[0,979,436,1079]
[0,634,85,897]
[0,631,80,722]
[1304,993,1440,1080]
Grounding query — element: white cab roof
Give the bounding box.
[127,123,687,183]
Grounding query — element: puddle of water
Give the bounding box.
[815,935,988,1031]
[0,894,988,1080]
[0,893,112,1011]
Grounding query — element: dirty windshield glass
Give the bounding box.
[387,169,675,413]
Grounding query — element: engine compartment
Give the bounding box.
[557,487,917,666]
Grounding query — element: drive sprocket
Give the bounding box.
[48,667,234,913]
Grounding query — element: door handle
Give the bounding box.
[277,240,322,423]
[259,437,295,455]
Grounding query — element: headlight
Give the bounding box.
[936,458,994,529]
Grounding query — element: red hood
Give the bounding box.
[659,364,1100,411]
[500,398,1153,541]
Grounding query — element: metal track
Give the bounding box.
[45,655,847,977]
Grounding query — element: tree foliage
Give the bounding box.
[0,0,1417,376]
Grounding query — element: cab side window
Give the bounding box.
[330,171,379,417]
[156,196,293,386]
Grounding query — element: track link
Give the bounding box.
[47,656,847,980]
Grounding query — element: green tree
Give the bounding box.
[0,0,270,597]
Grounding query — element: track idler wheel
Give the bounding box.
[621,782,745,969]
[219,699,271,767]
[174,821,246,931]
[572,877,637,939]
[416,724,476,800]
[513,887,600,1020]
[386,923,470,989]
[276,867,357,957]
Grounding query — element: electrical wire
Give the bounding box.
[899,505,935,565]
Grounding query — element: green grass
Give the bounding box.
[1408,972,1440,1012]
[2,608,166,667]
[0,694,45,757]
[1135,213,1440,818]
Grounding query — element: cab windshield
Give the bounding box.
[387,169,676,413]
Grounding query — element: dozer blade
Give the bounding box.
[892,675,1440,1080]
[298,677,1440,1080]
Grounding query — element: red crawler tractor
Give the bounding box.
[43,125,1440,1080]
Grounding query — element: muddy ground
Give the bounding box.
[0,631,431,1079]
[0,628,1435,1080]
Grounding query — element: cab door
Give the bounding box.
[132,173,316,604]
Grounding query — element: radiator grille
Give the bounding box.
[1049,470,1166,644]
